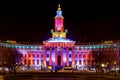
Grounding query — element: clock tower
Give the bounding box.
[52,4,67,38]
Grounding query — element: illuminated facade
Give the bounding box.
[0,4,120,71]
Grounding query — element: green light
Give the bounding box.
[101,46,103,48]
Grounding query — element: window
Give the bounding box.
[69,54,71,57]
[69,48,72,51]
[64,48,66,50]
[28,60,31,65]
[28,54,31,58]
[33,60,35,65]
[47,54,49,57]
[88,54,90,58]
[83,60,86,65]
[52,47,55,50]
[79,60,81,64]
[46,61,49,66]
[69,61,72,66]
[41,54,43,58]
[83,54,86,58]
[88,60,90,65]
[47,48,49,50]
[33,54,35,58]
[75,54,77,58]
[37,60,39,65]
[24,60,26,64]
[24,54,27,58]
[75,60,77,64]
[37,54,39,58]
[79,54,81,58]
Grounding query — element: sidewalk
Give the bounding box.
[0,75,4,80]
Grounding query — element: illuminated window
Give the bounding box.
[88,54,90,58]
[79,60,81,64]
[69,48,72,51]
[37,60,39,65]
[41,54,43,58]
[75,54,77,58]
[33,60,35,65]
[46,61,49,66]
[52,47,55,50]
[28,60,31,65]
[90,54,93,58]
[37,54,39,58]
[79,54,81,58]
[75,60,77,64]
[83,54,86,58]
[47,48,49,50]
[64,48,66,50]
[88,60,90,65]
[69,61,72,66]
[33,54,35,58]
[25,54,27,58]
[47,54,49,57]
[69,54,72,57]
[28,54,31,58]
[83,60,86,65]
[24,60,26,64]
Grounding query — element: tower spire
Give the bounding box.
[58,4,61,10]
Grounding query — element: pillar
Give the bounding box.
[43,48,46,67]
[50,47,52,65]
[55,47,58,65]
[61,47,63,66]
[72,47,75,66]
[66,47,69,66]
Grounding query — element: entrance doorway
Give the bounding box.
[57,56,61,66]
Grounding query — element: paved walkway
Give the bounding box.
[0,75,4,80]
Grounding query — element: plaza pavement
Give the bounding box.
[1,71,120,80]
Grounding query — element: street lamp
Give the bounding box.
[114,61,117,75]
[101,63,105,68]
[101,63,105,75]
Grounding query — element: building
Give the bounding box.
[0,4,120,71]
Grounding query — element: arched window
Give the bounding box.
[37,54,39,58]
[28,54,31,58]
[75,54,77,58]
[37,60,39,65]
[24,54,27,58]
[79,54,81,58]
[83,54,86,58]
[46,48,49,51]
[41,54,43,58]
[88,54,90,58]
[33,54,35,58]
[69,48,72,51]
[33,60,35,65]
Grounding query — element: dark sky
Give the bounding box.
[0,1,120,43]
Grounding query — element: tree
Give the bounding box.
[0,46,22,73]
[93,48,117,74]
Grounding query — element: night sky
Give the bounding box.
[0,1,120,43]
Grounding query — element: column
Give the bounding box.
[55,47,58,65]
[50,47,52,65]
[72,47,75,66]
[61,47,63,66]
[43,47,46,67]
[66,47,69,66]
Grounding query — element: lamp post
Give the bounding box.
[114,61,117,75]
[101,63,105,75]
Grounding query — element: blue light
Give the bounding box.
[56,11,62,16]
[46,37,75,42]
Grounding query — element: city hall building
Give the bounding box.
[0,4,120,70]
